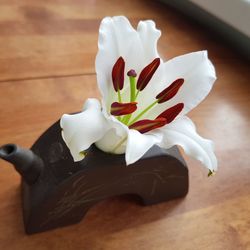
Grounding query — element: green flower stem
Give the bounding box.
[128,100,158,126]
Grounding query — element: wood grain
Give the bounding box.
[0,0,250,249]
[0,0,244,81]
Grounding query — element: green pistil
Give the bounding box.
[122,76,137,124]
[129,76,136,102]
[128,100,158,126]
[114,69,158,126]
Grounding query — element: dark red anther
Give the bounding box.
[112,57,125,92]
[156,78,184,103]
[111,102,137,116]
[127,69,137,77]
[129,118,167,134]
[137,58,160,91]
[157,103,184,123]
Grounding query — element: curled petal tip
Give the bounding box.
[129,117,166,134]
[208,169,216,177]
[112,57,125,91]
[137,58,160,91]
[157,103,184,123]
[156,78,184,103]
[111,102,137,116]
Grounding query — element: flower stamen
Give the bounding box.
[111,102,137,116]
[157,103,184,123]
[156,78,184,103]
[128,100,158,125]
[137,58,160,91]
[112,57,125,102]
[129,118,167,134]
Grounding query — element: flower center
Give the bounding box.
[110,57,184,133]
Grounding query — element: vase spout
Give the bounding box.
[0,144,43,185]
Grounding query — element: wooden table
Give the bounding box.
[0,0,249,249]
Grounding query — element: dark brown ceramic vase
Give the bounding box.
[0,119,188,234]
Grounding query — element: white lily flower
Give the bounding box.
[60,16,217,173]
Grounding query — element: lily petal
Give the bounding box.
[60,98,109,161]
[95,105,129,154]
[137,20,161,60]
[145,51,216,119]
[126,129,162,165]
[158,116,217,171]
[95,16,161,108]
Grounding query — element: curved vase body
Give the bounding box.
[1,119,188,234]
